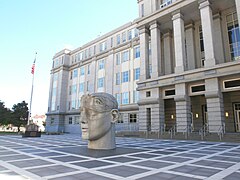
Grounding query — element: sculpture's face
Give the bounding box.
[80,94,117,140]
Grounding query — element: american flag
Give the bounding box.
[31,53,37,74]
[31,59,35,74]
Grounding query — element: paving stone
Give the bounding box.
[133,160,174,169]
[72,160,113,168]
[99,165,149,177]
[51,155,88,162]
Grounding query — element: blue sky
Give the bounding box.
[0,0,138,115]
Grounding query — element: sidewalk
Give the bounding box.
[0,134,240,179]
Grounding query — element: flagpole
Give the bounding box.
[28,52,37,125]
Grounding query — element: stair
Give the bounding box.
[116,131,240,143]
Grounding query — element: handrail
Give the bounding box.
[218,123,225,141]
[199,123,208,140]
[183,124,192,139]
[168,124,176,139]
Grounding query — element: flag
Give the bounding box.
[31,58,36,74]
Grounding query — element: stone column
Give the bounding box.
[185,23,196,70]
[172,11,186,73]
[199,0,216,67]
[205,78,225,132]
[236,0,240,29]
[150,21,162,78]
[139,26,150,81]
[138,88,165,132]
[150,88,165,132]
[163,31,173,75]
[174,83,191,132]
[213,13,225,64]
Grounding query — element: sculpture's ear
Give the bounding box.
[111,109,119,123]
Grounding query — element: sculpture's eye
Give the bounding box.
[95,99,102,105]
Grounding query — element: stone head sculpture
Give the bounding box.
[80,93,119,149]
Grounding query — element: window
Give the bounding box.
[122,71,129,83]
[133,91,139,103]
[78,99,81,108]
[50,118,54,125]
[80,67,85,76]
[85,49,88,58]
[117,34,121,45]
[147,108,151,131]
[89,48,92,57]
[122,32,126,43]
[74,116,80,124]
[122,92,129,104]
[128,29,132,40]
[98,59,105,70]
[100,41,107,52]
[129,114,137,123]
[115,93,121,105]
[51,101,55,111]
[141,4,144,17]
[122,50,129,62]
[71,100,77,109]
[226,12,240,61]
[118,114,124,123]
[79,83,84,93]
[191,85,205,93]
[165,89,175,96]
[134,46,140,58]
[72,84,77,94]
[116,72,121,85]
[52,88,57,96]
[98,77,104,88]
[134,68,140,80]
[79,52,83,61]
[69,117,73,124]
[134,28,139,38]
[73,69,78,78]
[146,91,151,97]
[70,71,73,80]
[199,26,205,66]
[149,64,152,78]
[224,79,240,89]
[111,37,113,47]
[116,53,120,65]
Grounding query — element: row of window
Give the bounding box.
[115,91,139,105]
[116,68,140,85]
[67,113,137,125]
[70,28,139,65]
[69,47,140,80]
[68,90,139,111]
[69,81,91,95]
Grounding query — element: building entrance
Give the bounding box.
[234,103,240,132]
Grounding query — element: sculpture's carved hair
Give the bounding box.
[80,93,118,112]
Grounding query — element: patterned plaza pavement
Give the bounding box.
[0,134,240,180]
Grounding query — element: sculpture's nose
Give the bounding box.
[80,108,87,124]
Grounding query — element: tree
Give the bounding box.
[0,101,12,126]
[11,101,29,132]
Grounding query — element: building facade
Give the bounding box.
[46,0,240,135]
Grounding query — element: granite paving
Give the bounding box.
[0,134,240,179]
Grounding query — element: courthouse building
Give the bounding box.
[46,0,240,135]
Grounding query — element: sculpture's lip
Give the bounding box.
[81,128,88,132]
